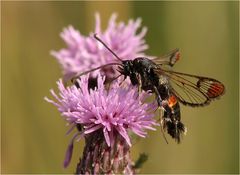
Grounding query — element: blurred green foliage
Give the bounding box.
[1,1,239,174]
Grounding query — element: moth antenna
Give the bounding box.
[72,62,121,82]
[71,63,121,83]
[94,33,122,62]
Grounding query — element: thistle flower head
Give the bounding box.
[51,13,149,80]
[45,75,158,147]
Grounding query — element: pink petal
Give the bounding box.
[84,124,102,134]
[116,126,131,147]
[103,127,111,147]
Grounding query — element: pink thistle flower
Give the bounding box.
[45,75,158,171]
[51,13,149,80]
[45,75,157,147]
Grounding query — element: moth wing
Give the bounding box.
[152,48,180,67]
[155,69,225,107]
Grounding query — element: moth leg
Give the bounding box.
[118,75,127,86]
[137,74,142,94]
[158,109,168,144]
[105,74,122,91]
[153,86,169,144]
[153,86,168,109]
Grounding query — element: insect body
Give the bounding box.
[74,34,225,143]
[118,57,186,143]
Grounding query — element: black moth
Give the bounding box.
[73,34,225,143]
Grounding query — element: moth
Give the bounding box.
[73,34,225,143]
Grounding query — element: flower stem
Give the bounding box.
[75,131,135,174]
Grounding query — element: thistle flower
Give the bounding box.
[45,75,157,146]
[51,13,149,80]
[45,75,158,173]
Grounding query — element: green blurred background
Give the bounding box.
[1,1,239,174]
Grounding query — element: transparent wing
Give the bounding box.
[152,48,180,67]
[155,69,225,107]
